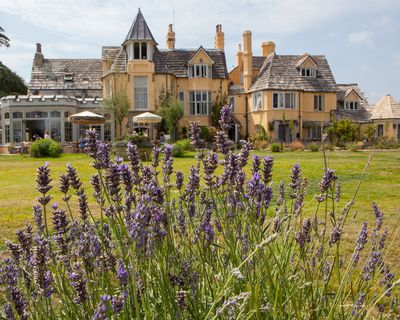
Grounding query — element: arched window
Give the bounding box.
[12,112,23,119]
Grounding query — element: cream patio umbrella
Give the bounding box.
[132,112,162,140]
[132,112,162,124]
[69,111,105,125]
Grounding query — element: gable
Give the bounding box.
[345,90,362,101]
[296,54,318,68]
[188,47,214,65]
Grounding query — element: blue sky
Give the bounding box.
[0,0,399,103]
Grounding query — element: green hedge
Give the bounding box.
[30,139,62,157]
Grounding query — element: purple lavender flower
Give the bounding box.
[16,225,32,262]
[352,292,365,316]
[162,144,174,184]
[111,295,125,314]
[189,121,201,148]
[328,225,342,245]
[78,191,89,221]
[152,146,162,171]
[106,163,121,202]
[32,236,53,298]
[203,152,219,189]
[35,163,52,206]
[92,295,110,320]
[296,218,312,249]
[175,171,184,191]
[116,259,128,287]
[378,228,388,251]
[59,173,70,196]
[219,105,232,132]
[127,142,141,184]
[363,250,382,280]
[372,202,383,230]
[262,156,274,184]
[289,163,302,198]
[67,164,82,191]
[237,140,252,168]
[85,129,98,158]
[3,303,15,320]
[69,263,88,304]
[93,142,110,170]
[252,154,261,175]
[277,181,285,205]
[91,174,102,204]
[9,287,28,320]
[320,168,338,194]
[33,205,44,234]
[215,131,232,155]
[352,222,368,264]
[120,164,133,194]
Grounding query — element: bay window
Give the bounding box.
[252,92,263,111]
[189,91,212,115]
[188,64,212,78]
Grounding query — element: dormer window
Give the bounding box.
[188,64,212,78]
[345,101,359,110]
[127,41,152,61]
[300,67,316,77]
[64,73,74,81]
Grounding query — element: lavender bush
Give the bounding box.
[1,108,399,319]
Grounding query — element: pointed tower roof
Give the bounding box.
[370,94,400,120]
[124,9,158,45]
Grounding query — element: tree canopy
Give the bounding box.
[0,62,28,97]
[0,26,10,47]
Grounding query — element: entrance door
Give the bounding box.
[278,124,290,142]
[26,120,46,141]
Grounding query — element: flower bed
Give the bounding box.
[1,111,399,319]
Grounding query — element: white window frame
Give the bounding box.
[189,91,212,116]
[300,67,316,77]
[252,92,263,111]
[344,101,359,110]
[134,76,148,110]
[188,64,212,78]
[272,92,297,109]
[314,94,324,111]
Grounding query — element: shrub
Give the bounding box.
[308,142,319,152]
[333,119,359,143]
[175,138,193,152]
[287,140,305,151]
[172,142,184,157]
[30,138,62,157]
[123,134,152,148]
[375,137,400,149]
[2,119,400,319]
[200,126,214,143]
[270,142,281,152]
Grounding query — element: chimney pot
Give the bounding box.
[214,24,224,50]
[36,43,42,53]
[261,41,276,57]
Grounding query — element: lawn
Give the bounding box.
[0,149,399,254]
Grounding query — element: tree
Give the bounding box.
[210,93,228,128]
[0,26,10,47]
[332,119,358,143]
[0,62,27,97]
[103,73,131,139]
[158,91,183,142]
[364,124,377,143]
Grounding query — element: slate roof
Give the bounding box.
[124,9,157,45]
[249,54,338,93]
[335,84,372,122]
[252,56,265,69]
[370,94,400,120]
[30,58,103,91]
[102,46,228,79]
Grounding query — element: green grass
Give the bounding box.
[0,150,399,253]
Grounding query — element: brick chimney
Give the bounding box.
[166,24,175,50]
[261,41,276,57]
[34,43,44,65]
[214,24,224,50]
[243,31,252,92]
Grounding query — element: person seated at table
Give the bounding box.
[78,135,87,152]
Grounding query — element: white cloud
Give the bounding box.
[348,31,374,46]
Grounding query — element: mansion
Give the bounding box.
[0,9,399,146]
